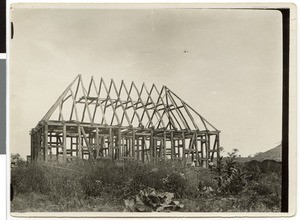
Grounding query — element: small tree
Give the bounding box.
[212,148,247,195]
[227,148,239,158]
[11,153,26,168]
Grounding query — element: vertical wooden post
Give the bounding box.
[176,140,179,158]
[56,134,59,159]
[136,137,140,161]
[163,131,166,160]
[49,132,52,160]
[132,130,136,160]
[150,130,153,163]
[63,124,67,162]
[70,137,73,157]
[200,136,204,167]
[127,138,130,158]
[42,127,44,160]
[170,131,174,160]
[205,133,210,167]
[141,137,145,162]
[126,138,132,159]
[76,136,78,157]
[189,134,195,163]
[125,138,128,158]
[182,132,185,164]
[121,137,124,158]
[195,132,199,167]
[101,136,105,157]
[87,135,91,160]
[117,128,121,160]
[37,130,41,161]
[95,127,99,159]
[109,128,113,160]
[153,138,157,162]
[44,124,48,162]
[216,133,220,161]
[78,125,82,159]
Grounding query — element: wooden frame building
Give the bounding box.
[30,75,220,167]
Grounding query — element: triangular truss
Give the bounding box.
[41,74,218,132]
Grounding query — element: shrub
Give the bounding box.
[11,154,26,168]
[161,172,186,197]
[212,156,247,195]
[45,168,84,200]
[11,163,50,194]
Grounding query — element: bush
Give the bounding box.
[212,156,247,195]
[11,163,49,194]
[46,168,84,200]
[79,160,195,199]
[11,154,26,168]
[209,149,282,212]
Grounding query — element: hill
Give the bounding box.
[253,144,282,162]
[234,144,282,163]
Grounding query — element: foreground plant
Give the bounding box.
[124,187,184,212]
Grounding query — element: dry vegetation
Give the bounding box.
[11,150,281,213]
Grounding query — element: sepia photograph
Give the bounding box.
[8,3,296,217]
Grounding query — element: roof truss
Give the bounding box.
[40,75,218,132]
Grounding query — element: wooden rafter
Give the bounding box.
[122,81,143,126]
[102,80,121,125]
[132,82,154,127]
[143,84,165,128]
[91,78,108,125]
[79,76,93,123]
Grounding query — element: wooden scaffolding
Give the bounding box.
[30,75,220,167]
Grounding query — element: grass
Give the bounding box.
[11,156,281,212]
[11,192,124,212]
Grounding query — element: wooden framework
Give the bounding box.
[30,75,220,167]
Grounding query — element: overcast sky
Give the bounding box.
[10,6,282,158]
